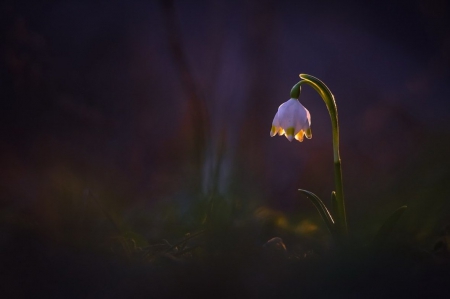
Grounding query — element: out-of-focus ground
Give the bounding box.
[1,0,450,297]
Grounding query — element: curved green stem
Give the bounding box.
[290,81,302,99]
[291,74,348,238]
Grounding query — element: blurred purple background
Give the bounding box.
[1,0,450,245]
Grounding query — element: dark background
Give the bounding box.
[1,0,450,297]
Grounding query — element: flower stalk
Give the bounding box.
[291,74,348,238]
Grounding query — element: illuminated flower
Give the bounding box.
[270,98,312,142]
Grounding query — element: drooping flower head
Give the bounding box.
[270,98,312,142]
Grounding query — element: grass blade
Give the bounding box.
[372,205,407,246]
[298,189,335,234]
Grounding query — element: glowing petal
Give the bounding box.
[295,130,304,142]
[285,127,295,142]
[270,125,277,137]
[305,128,312,139]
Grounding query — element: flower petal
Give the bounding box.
[305,128,312,139]
[295,130,304,142]
[270,125,277,137]
[270,111,281,136]
[272,111,280,126]
[285,127,295,142]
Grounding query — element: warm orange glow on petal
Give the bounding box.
[295,130,304,142]
[270,125,278,137]
[305,128,312,139]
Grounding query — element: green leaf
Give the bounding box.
[372,205,407,246]
[330,191,338,223]
[298,189,335,235]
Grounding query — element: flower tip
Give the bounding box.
[270,126,277,137]
[285,127,295,142]
[305,128,312,139]
[294,130,304,142]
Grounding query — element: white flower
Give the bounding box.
[270,98,312,142]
